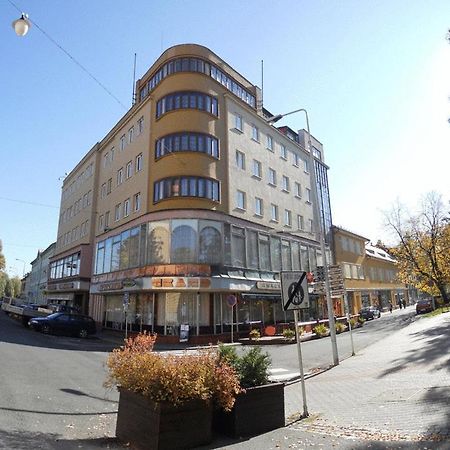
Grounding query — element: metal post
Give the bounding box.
[294,309,308,418]
[344,292,355,356]
[230,304,234,343]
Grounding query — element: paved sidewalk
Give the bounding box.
[284,311,450,444]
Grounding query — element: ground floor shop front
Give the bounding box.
[89,278,330,343]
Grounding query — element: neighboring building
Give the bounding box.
[53,44,334,342]
[48,145,100,314]
[332,226,408,315]
[27,243,56,304]
[20,273,30,300]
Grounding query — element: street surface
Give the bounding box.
[0,306,448,449]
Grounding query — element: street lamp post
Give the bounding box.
[15,258,26,278]
[268,109,339,366]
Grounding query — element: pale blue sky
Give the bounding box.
[1,0,449,276]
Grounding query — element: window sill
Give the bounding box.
[235,207,246,212]
[268,183,277,187]
[266,147,274,152]
[251,138,260,143]
[231,127,243,134]
[251,175,262,180]
[281,189,290,193]
[270,219,279,223]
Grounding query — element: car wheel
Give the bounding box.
[42,324,50,334]
[78,328,88,338]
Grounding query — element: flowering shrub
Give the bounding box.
[335,322,347,334]
[282,328,295,340]
[249,329,261,340]
[105,333,241,411]
[313,323,329,337]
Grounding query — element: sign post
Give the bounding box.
[344,291,355,356]
[227,295,237,344]
[281,271,309,418]
[123,291,130,340]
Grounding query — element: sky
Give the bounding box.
[1,0,449,277]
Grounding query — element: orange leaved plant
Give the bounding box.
[105,332,241,411]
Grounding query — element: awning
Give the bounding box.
[240,293,281,302]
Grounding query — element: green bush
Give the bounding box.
[313,323,329,337]
[282,328,295,340]
[349,318,358,329]
[335,322,347,334]
[218,345,271,388]
[357,316,365,325]
[249,328,261,341]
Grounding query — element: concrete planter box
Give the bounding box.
[116,388,212,450]
[213,382,285,437]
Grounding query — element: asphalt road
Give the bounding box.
[259,306,418,380]
[0,312,122,449]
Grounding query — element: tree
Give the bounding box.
[0,240,5,271]
[384,192,450,303]
[10,276,21,298]
[0,271,7,298]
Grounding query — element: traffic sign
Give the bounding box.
[281,271,309,311]
[227,294,237,307]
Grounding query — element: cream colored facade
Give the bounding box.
[332,226,408,315]
[50,44,334,340]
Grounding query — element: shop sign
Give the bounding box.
[99,281,123,291]
[180,324,189,343]
[255,281,280,291]
[123,278,138,288]
[47,293,74,301]
[151,277,211,289]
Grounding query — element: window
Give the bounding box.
[137,116,144,135]
[251,124,259,141]
[154,176,220,203]
[266,135,273,151]
[156,91,218,118]
[136,153,143,171]
[103,152,109,168]
[293,153,300,167]
[235,150,245,169]
[155,133,219,159]
[126,161,133,179]
[236,190,246,210]
[234,114,243,131]
[268,168,277,186]
[295,182,302,198]
[282,175,290,192]
[297,214,304,230]
[284,209,292,227]
[306,188,312,203]
[231,226,246,267]
[105,211,110,227]
[117,168,124,186]
[134,192,141,211]
[255,197,263,216]
[271,204,279,221]
[308,218,314,233]
[313,146,321,160]
[128,126,134,144]
[120,135,126,151]
[252,159,262,178]
[115,203,122,221]
[101,183,106,199]
[98,214,104,231]
[124,198,131,217]
[107,178,112,194]
[280,144,287,159]
[304,158,309,173]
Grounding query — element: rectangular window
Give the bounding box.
[295,182,302,198]
[284,209,292,227]
[308,218,314,233]
[103,152,109,168]
[234,114,243,131]
[235,150,245,170]
[293,153,300,167]
[282,175,290,192]
[297,214,304,230]
[134,192,141,211]
[304,158,309,173]
[115,203,122,221]
[126,161,133,179]
[117,168,124,186]
[101,183,106,199]
[280,144,287,159]
[268,168,277,186]
[251,124,259,141]
[107,178,112,194]
[271,204,278,221]
[105,211,110,227]
[124,198,131,217]
[128,126,134,144]
[306,188,312,203]
[255,197,263,216]
[236,190,246,210]
[266,135,273,151]
[136,153,143,172]
[98,214,104,231]
[137,117,144,135]
[252,159,262,178]
[120,134,126,151]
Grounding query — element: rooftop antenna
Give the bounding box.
[132,53,137,106]
[261,59,264,110]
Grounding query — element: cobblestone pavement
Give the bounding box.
[283,311,450,446]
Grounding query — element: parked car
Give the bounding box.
[416,298,435,315]
[29,313,96,338]
[359,306,381,320]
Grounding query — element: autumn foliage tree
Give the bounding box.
[384,192,450,303]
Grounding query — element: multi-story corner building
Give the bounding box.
[52,44,334,342]
[47,146,99,313]
[332,226,408,315]
[27,242,56,304]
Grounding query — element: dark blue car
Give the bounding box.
[29,312,96,338]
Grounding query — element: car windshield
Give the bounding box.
[46,313,64,319]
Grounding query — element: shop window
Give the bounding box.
[199,223,222,264]
[247,230,259,269]
[147,222,170,264]
[231,226,246,267]
[270,237,281,272]
[171,220,197,263]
